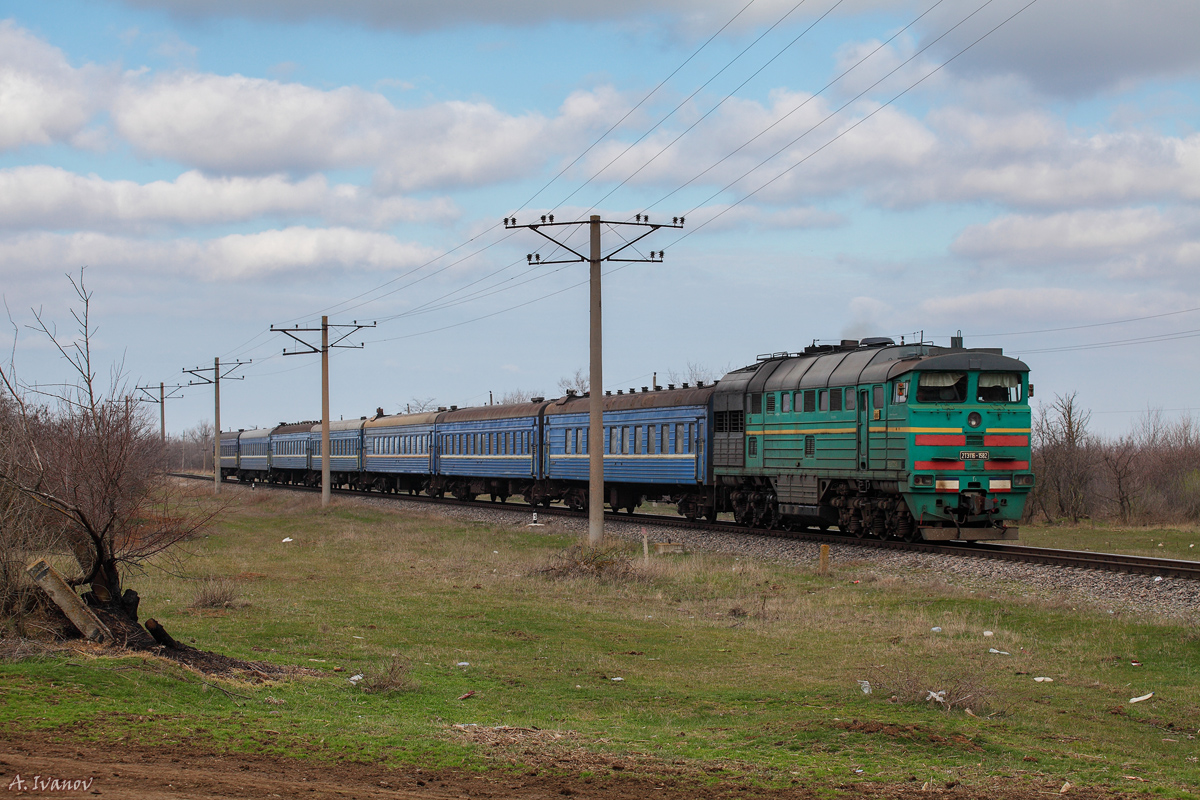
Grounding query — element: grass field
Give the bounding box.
[2,486,1198,796]
[1020,523,1200,560]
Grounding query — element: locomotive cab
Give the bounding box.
[901,359,1033,540]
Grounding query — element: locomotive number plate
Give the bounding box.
[959,450,990,460]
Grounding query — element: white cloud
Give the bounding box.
[0,227,444,282]
[110,72,621,190]
[0,20,114,151]
[951,208,1200,280]
[0,166,459,231]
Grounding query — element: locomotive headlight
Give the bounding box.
[912,474,934,487]
[1013,474,1035,487]
[967,412,982,428]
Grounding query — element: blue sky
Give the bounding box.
[2,0,1199,436]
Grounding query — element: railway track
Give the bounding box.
[174,473,1200,581]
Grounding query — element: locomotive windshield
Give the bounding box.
[977,372,1024,403]
[915,372,967,403]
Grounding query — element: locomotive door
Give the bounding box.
[856,389,869,470]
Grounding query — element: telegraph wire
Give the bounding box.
[594,0,949,215]
[553,0,833,216]
[1012,328,1200,355]
[659,0,1023,239]
[961,306,1200,338]
[511,0,761,218]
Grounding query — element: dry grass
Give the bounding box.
[189,577,244,609]
[863,657,996,714]
[359,653,420,694]
[534,543,638,580]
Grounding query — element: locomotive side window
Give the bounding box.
[894,380,909,404]
[830,388,843,412]
[873,385,885,409]
[978,373,1023,403]
[845,390,856,411]
[750,393,763,414]
[782,392,791,413]
[819,390,828,411]
[803,390,816,413]
[916,372,967,403]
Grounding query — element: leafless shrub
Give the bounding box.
[863,660,995,714]
[189,578,244,610]
[535,544,636,580]
[360,654,420,694]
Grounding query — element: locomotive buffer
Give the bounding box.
[504,213,683,546]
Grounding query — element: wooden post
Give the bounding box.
[26,559,111,642]
[642,527,649,565]
[819,544,830,576]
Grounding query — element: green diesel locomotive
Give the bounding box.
[692,338,1032,541]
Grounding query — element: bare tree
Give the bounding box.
[556,367,588,396]
[496,387,544,405]
[1097,435,1139,522]
[0,272,218,620]
[1029,392,1095,524]
[406,397,438,414]
[665,360,728,386]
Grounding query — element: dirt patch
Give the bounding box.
[0,731,1141,800]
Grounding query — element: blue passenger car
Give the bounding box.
[543,387,714,513]
[362,411,440,493]
[310,418,366,488]
[430,402,547,502]
[268,421,314,484]
[237,427,273,480]
[218,430,241,479]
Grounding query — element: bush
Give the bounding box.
[534,544,636,580]
[359,654,419,694]
[189,578,243,610]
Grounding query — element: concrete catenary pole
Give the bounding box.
[213,356,221,495]
[588,215,604,547]
[321,315,331,507]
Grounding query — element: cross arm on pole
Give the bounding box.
[134,384,185,403]
[181,359,250,386]
[505,215,683,266]
[270,321,376,355]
